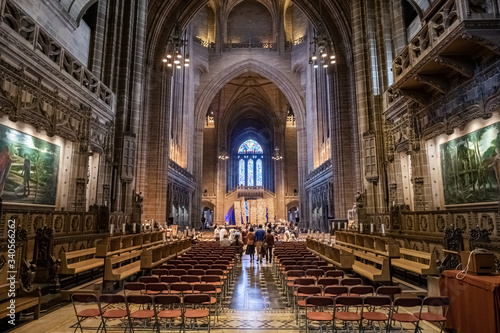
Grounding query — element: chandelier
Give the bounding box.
[272,147,283,161]
[162,22,190,69]
[309,23,335,69]
[218,146,229,160]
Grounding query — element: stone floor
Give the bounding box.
[5,255,440,332]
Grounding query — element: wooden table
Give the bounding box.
[440,270,500,333]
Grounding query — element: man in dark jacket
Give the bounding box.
[264,229,275,263]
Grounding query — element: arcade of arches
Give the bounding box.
[1,0,500,332]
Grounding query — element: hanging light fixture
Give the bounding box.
[162,22,190,69]
[272,147,283,160]
[218,146,229,160]
[309,1,335,69]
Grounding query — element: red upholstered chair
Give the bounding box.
[71,294,104,333]
[349,285,374,297]
[376,286,402,301]
[169,269,188,276]
[361,296,391,331]
[188,269,206,277]
[152,269,169,278]
[139,276,159,284]
[325,270,344,278]
[340,278,363,286]
[123,282,146,296]
[305,269,325,281]
[177,264,193,271]
[183,294,212,332]
[317,277,340,290]
[296,286,323,326]
[323,286,349,298]
[146,282,169,295]
[193,284,219,323]
[126,295,156,330]
[160,264,176,270]
[99,294,129,331]
[304,296,334,333]
[169,282,194,296]
[160,275,181,287]
[285,270,306,305]
[414,296,450,333]
[334,296,363,331]
[154,295,183,330]
[388,297,423,332]
[181,275,201,285]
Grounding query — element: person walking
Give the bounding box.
[254,224,266,262]
[214,225,220,242]
[284,227,291,242]
[265,228,275,263]
[219,226,227,242]
[241,227,248,249]
[220,233,231,247]
[231,234,243,260]
[246,227,255,262]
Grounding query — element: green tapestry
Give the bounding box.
[440,122,500,205]
[0,124,60,205]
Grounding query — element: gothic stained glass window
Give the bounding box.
[256,159,263,186]
[238,159,245,186]
[238,139,263,154]
[247,159,254,186]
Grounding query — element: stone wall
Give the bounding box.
[15,0,91,65]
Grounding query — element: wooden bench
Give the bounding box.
[392,248,438,276]
[351,250,391,283]
[60,247,104,275]
[141,242,178,270]
[104,250,142,281]
[307,239,354,269]
[0,281,41,320]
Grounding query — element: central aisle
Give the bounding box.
[216,253,299,330]
[226,254,288,310]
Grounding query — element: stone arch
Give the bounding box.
[195,59,305,130]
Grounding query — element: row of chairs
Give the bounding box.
[72,293,213,333]
[303,295,450,333]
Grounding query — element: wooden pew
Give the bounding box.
[306,238,354,269]
[0,281,41,320]
[391,248,438,276]
[141,242,178,270]
[103,250,142,281]
[351,250,391,283]
[59,247,104,275]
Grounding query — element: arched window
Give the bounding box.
[238,139,264,187]
[238,159,246,186]
[247,159,254,186]
[256,159,263,186]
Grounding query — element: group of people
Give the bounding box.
[213,223,300,263]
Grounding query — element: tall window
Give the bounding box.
[248,159,254,186]
[238,159,245,186]
[238,139,264,187]
[256,159,263,186]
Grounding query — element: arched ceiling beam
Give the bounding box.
[194,58,305,133]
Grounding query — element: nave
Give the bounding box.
[7,242,441,333]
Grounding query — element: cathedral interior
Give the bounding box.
[1,0,500,332]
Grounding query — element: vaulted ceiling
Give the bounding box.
[146,0,352,62]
